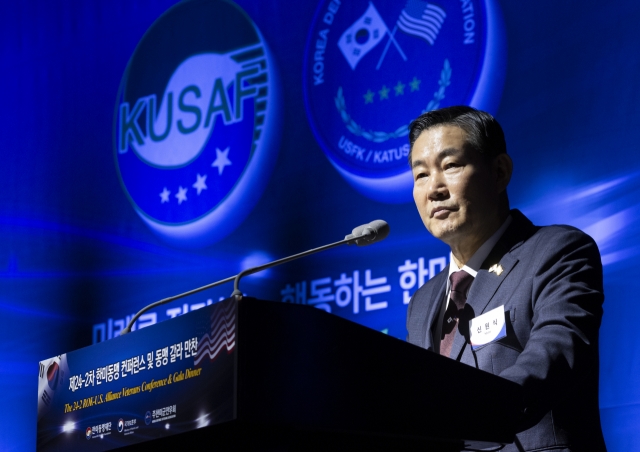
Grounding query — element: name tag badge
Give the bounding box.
[469,305,507,351]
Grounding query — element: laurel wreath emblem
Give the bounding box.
[334,59,452,144]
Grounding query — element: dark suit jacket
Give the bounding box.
[406,210,606,451]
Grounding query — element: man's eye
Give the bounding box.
[444,162,461,170]
[415,172,428,180]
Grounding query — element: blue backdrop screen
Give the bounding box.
[1,0,640,450]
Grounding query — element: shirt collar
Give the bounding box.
[448,215,512,281]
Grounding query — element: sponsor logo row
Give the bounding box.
[85,405,175,440]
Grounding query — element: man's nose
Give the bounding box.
[427,172,448,200]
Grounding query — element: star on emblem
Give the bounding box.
[363,89,375,104]
[378,85,390,100]
[212,147,232,175]
[489,264,504,276]
[159,187,170,204]
[192,173,208,195]
[394,81,405,96]
[175,186,188,205]
[409,76,421,92]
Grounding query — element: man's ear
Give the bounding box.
[493,154,513,194]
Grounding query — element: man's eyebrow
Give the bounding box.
[411,147,463,169]
[411,158,424,169]
[438,147,463,159]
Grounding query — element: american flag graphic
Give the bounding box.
[194,301,236,366]
[397,0,447,45]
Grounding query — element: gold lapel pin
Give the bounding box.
[489,264,504,276]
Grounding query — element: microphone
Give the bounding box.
[345,219,390,246]
[230,220,389,298]
[121,220,389,335]
[120,275,235,335]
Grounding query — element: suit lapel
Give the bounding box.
[421,269,448,351]
[447,210,537,360]
[407,266,449,350]
[428,279,447,352]
[467,253,519,315]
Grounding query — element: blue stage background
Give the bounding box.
[2,0,640,449]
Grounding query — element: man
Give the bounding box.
[406,106,606,451]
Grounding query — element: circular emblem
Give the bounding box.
[303,0,505,203]
[144,411,152,425]
[114,0,281,246]
[118,418,124,433]
[86,427,92,440]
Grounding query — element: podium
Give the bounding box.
[37,298,523,451]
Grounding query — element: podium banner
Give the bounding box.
[37,299,237,451]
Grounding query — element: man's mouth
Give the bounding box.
[431,206,455,218]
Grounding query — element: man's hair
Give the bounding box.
[408,106,507,163]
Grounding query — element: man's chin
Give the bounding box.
[428,222,462,244]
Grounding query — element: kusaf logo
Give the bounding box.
[114,0,280,246]
[304,0,505,203]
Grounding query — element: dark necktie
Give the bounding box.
[440,270,474,358]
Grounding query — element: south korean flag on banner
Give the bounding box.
[338,2,389,70]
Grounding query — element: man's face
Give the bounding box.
[411,125,503,248]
